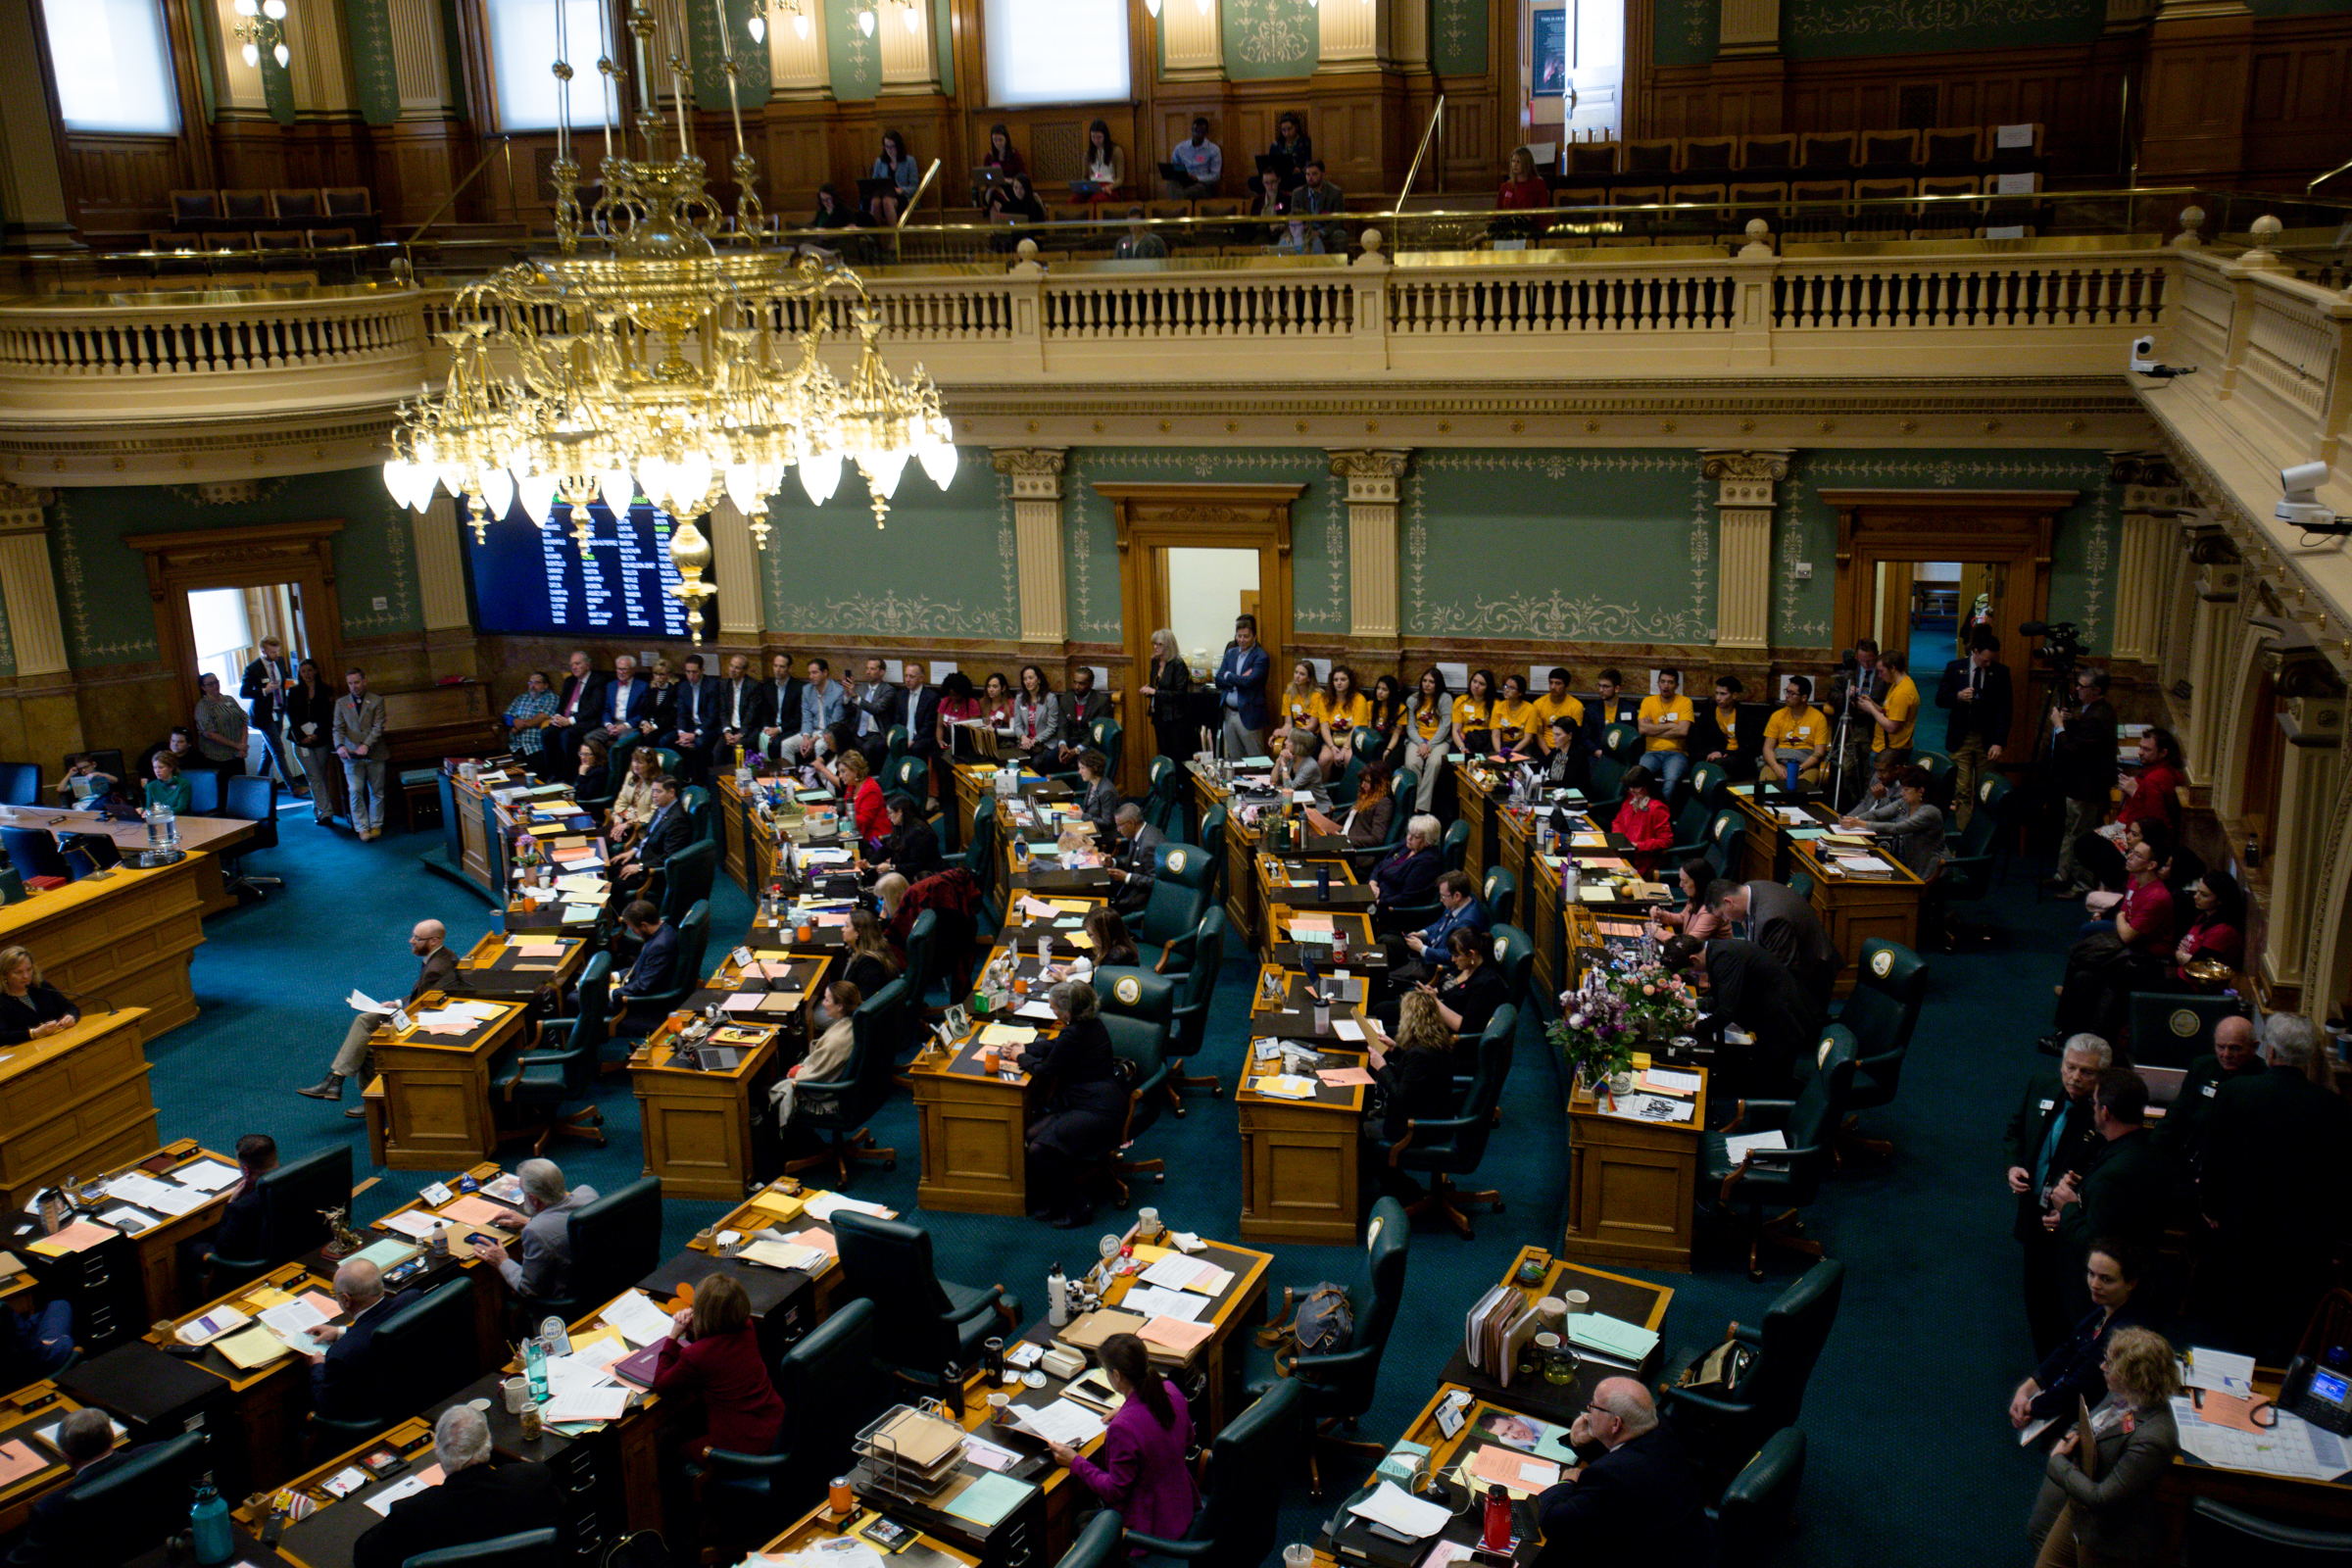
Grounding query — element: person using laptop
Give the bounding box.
[1165,117,1221,199]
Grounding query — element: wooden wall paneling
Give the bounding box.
[760,107,840,210]
[375,121,472,227]
[2135,14,2255,182]
[2242,16,2352,188]
[60,137,188,234]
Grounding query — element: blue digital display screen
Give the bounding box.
[2314,1369,2349,1403]
[466,500,701,639]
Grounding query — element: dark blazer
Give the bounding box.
[282,681,338,748]
[352,1459,563,1568]
[2201,1065,2352,1243]
[1581,695,1641,760]
[555,671,606,733]
[2152,1051,2267,1175]
[715,677,766,740]
[410,946,461,1005]
[2027,1299,2153,1423]
[2051,697,2119,802]
[1935,658,2013,752]
[1744,880,1840,1002]
[885,818,944,880]
[1533,1425,1714,1568]
[1018,1015,1125,1158]
[9,1449,140,1568]
[211,1179,268,1261]
[2027,1401,2180,1567]
[851,680,904,741]
[239,655,294,723]
[602,677,654,730]
[1371,1042,1453,1143]
[1214,642,1271,730]
[618,922,680,1002]
[760,677,804,742]
[1059,687,1112,746]
[1436,959,1509,1037]
[1687,702,1765,778]
[0,986,75,1047]
[2054,1128,2168,1263]
[2004,1074,2101,1245]
[310,1289,416,1421]
[632,802,693,872]
[671,677,721,747]
[904,685,944,759]
[1371,845,1439,906]
[1699,938,1820,1094]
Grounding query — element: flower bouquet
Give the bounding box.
[1547,960,1700,1094]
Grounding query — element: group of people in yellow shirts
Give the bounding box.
[1261,648,1924,810]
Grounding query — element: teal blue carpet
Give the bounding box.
[152,808,2083,1565]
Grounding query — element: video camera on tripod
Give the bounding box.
[2020,619,2088,671]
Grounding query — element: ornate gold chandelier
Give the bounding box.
[378,0,955,641]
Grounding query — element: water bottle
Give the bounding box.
[189,1474,232,1565]
[1563,858,1581,906]
[148,804,177,850]
[1048,1262,1068,1327]
[1315,863,1331,901]
[523,1334,549,1400]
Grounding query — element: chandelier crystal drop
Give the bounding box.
[381,0,954,643]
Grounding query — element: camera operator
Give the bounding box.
[2043,667,2118,899]
[1827,640,1889,810]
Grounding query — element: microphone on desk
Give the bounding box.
[57,988,119,1018]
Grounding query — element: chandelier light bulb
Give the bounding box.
[919,439,958,492]
[599,466,635,514]
[724,462,761,516]
[234,0,257,14]
[1195,0,1210,14]
[671,452,714,512]
[746,13,763,41]
[478,466,516,521]
[273,41,289,67]
[381,457,412,502]
[794,11,809,37]
[242,41,260,67]
[858,8,875,35]
[903,3,920,31]
[518,472,561,526]
[262,0,286,18]
[862,449,907,501]
[799,451,842,506]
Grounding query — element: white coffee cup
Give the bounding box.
[502,1376,530,1412]
[1563,1289,1592,1314]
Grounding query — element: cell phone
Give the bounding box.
[858,1517,915,1552]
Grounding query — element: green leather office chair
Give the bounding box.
[1255,1200,1410,1495]
[883,724,909,772]
[533,1176,663,1325]
[1487,925,1536,1015]
[1687,760,1731,809]
[656,836,717,925]
[900,908,941,1017]
[612,902,710,1045]
[1134,844,1215,973]
[1911,747,1956,812]
[832,1210,1019,1402]
[38,1429,210,1564]
[1702,1028,1856,1278]
[204,1145,352,1290]
[702,1298,880,1546]
[1837,940,1927,1159]
[501,954,610,1153]
[1603,721,1644,764]
[1165,907,1227,1108]
[1197,805,1229,905]
[1094,968,1175,1204]
[1928,776,2015,949]
[681,782,719,845]
[1663,1260,1844,1489]
[1056,1510,1126,1566]
[406,1527,563,1568]
[1144,756,1187,839]
[1712,1428,1806,1562]
[1480,865,1516,927]
[2127,991,2247,1070]
[1123,1381,1302,1558]
[786,977,906,1185]
[1393,1003,1514,1238]
[309,1277,480,1448]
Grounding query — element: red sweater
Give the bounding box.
[1613,796,1674,875]
[2118,761,2181,831]
[851,776,889,845]
[652,1326,784,1456]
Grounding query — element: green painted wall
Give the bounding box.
[46,468,421,669]
[1652,0,1720,68]
[689,0,770,113]
[826,0,883,102]
[756,447,1014,638]
[1433,0,1489,75]
[1781,0,2103,60]
[1781,448,2123,648]
[1224,0,1319,80]
[1062,448,1348,643]
[1404,450,1715,641]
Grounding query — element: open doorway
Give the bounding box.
[1869,559,1987,675]
[1161,548,1261,672]
[186,582,313,788]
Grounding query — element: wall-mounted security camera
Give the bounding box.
[2278,461,2346,534]
[2130,334,2197,379]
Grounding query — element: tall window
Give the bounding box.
[984,0,1129,107]
[41,0,179,135]
[484,0,615,132]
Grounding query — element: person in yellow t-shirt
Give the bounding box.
[1311,665,1372,771]
[1402,668,1451,815]
[1520,667,1586,763]
[1762,675,1833,792]
[1857,651,1920,760]
[1449,669,1494,758]
[1637,668,1696,797]
[1488,675,1537,760]
[1270,660,1320,754]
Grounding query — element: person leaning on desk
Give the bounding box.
[5,1408,135,1568]
[0,947,77,1045]
[468,1157,599,1308]
[353,1405,561,1568]
[1531,1379,1713,1567]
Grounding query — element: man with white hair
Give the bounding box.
[298,919,458,1115]
[309,1257,416,1422]
[352,1404,562,1568]
[2004,1034,2111,1357]
[1530,1377,1713,1564]
[468,1158,599,1306]
[2198,1012,2352,1358]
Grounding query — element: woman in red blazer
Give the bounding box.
[1611,764,1674,877]
[652,1274,783,1459]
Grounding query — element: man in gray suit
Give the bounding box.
[1706,879,1841,1004]
[469,1158,598,1307]
[298,920,458,1116]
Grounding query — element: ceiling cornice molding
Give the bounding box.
[0,406,405,485]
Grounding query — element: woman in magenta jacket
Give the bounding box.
[653,1274,784,1460]
[1046,1332,1198,1543]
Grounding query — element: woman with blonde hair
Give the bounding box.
[1141,627,1194,761]
[1361,989,1455,1201]
[2025,1325,2180,1568]
[0,947,76,1045]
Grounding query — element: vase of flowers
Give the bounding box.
[1547,961,1700,1098]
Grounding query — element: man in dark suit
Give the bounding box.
[9,1408,132,1567]
[1105,804,1164,916]
[610,776,690,900]
[2049,1070,2166,1327]
[2005,1034,2110,1358]
[1532,1379,1713,1567]
[2197,1013,2352,1358]
[179,1133,276,1290]
[239,634,300,793]
[1935,628,2013,830]
[845,656,904,770]
[541,650,606,782]
[2045,667,2118,895]
[2152,1013,2264,1179]
[308,1257,416,1424]
[298,920,460,1113]
[1050,665,1114,770]
[1579,667,1642,769]
[713,653,767,770]
[669,654,722,780]
[353,1404,561,1568]
[610,902,680,1036]
[1662,934,1819,1098]
[900,659,943,770]
[1705,878,1841,1004]
[756,651,804,760]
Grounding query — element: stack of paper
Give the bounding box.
[363,1466,446,1514]
[1346,1481,1447,1540]
[1722,1130,1788,1162]
[1567,1312,1660,1364]
[600,1290,677,1348]
[1010,1398,1106,1448]
[1250,1075,1318,1100]
[170,1159,242,1193]
[802,1192,894,1222]
[176,1304,251,1346]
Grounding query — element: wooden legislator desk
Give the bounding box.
[1562,1064,1712,1273]
[367,997,527,1170]
[1452,759,1507,884]
[0,859,202,1042]
[1236,964,1371,1246]
[147,1258,340,1494]
[629,1017,783,1200]
[453,931,589,1001]
[66,1135,241,1319]
[910,1009,1048,1217]
[22,804,254,918]
[763,1501,978,1564]
[1724,784,1925,999]
[1189,762,1265,947]
[367,1160,563,1375]
[0,1009,158,1210]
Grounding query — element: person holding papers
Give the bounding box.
[308,1258,416,1422]
[2008,1239,2152,1440]
[1362,990,1458,1202]
[1609,765,1674,877]
[296,920,456,1115]
[651,1273,783,1462]
[1050,1332,1197,1540]
[1530,1379,1713,1567]
[468,1158,598,1308]
[2024,1326,2180,1568]
[1019,981,1125,1230]
[0,947,77,1044]
[352,1405,561,1568]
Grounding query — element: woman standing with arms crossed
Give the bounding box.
[1141,628,1194,762]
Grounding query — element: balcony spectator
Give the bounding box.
[976,123,1025,206]
[1166,117,1221,199]
[1115,208,1166,260]
[809,184,860,230]
[1080,120,1125,203]
[1497,146,1551,210]
[868,130,918,224]
[1250,112,1313,202]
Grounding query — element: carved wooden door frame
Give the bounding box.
[124,518,346,717]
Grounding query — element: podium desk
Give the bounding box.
[1236,966,1369,1246]
[371,997,526,1170]
[0,858,203,1041]
[1562,1066,1712,1273]
[629,1018,782,1200]
[0,1008,158,1209]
